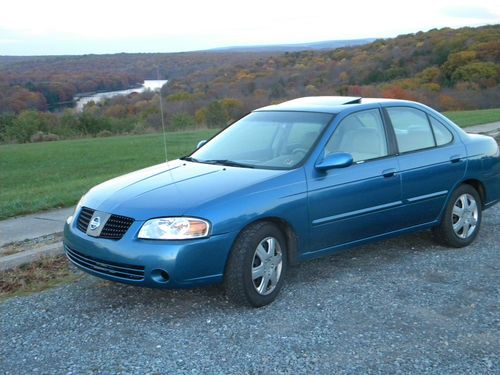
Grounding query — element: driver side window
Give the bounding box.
[325,109,388,163]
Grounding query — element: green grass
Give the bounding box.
[0,129,218,220]
[443,108,500,127]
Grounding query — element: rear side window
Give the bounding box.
[387,107,435,153]
[430,116,453,146]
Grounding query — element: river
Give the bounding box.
[74,80,168,111]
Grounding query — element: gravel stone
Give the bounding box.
[1,205,499,374]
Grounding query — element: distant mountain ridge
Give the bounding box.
[209,38,377,52]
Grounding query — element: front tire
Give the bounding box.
[224,222,287,307]
[433,184,482,248]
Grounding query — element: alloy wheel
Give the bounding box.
[452,193,479,239]
[251,236,283,295]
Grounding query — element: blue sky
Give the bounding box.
[0,0,498,55]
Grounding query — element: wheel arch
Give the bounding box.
[436,179,486,225]
[226,216,300,268]
[433,181,483,247]
[262,217,300,266]
[461,179,486,208]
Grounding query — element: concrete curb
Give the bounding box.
[464,121,500,134]
[0,241,64,271]
[0,207,73,248]
[469,128,500,138]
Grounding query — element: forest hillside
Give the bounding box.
[0,24,498,143]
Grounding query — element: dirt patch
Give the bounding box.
[0,255,81,301]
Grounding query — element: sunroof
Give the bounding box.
[342,97,362,104]
[277,96,362,107]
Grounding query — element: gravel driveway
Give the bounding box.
[1,206,499,374]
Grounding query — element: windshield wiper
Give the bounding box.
[180,156,199,162]
[201,159,255,168]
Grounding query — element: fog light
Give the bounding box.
[151,269,170,283]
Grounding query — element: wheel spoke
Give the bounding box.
[453,218,464,232]
[271,253,282,266]
[468,199,477,213]
[453,205,464,217]
[464,195,473,209]
[459,195,467,209]
[252,265,264,280]
[269,267,279,286]
[256,244,268,261]
[258,274,270,294]
[267,238,277,255]
[462,222,471,238]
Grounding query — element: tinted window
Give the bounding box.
[325,109,388,162]
[387,107,435,153]
[430,116,453,146]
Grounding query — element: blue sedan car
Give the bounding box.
[64,97,500,306]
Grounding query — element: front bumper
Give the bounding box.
[63,219,236,288]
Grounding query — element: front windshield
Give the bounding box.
[190,111,333,169]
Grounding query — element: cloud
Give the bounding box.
[442,6,498,20]
[0,38,19,45]
[0,0,499,55]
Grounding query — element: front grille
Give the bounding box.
[76,207,134,240]
[100,214,135,240]
[65,244,145,281]
[77,207,94,232]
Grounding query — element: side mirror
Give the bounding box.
[196,140,207,149]
[315,152,353,171]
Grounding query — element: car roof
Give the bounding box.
[255,96,412,114]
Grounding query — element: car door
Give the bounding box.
[383,105,467,227]
[307,108,402,254]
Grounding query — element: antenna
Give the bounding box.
[157,66,168,162]
[155,66,181,197]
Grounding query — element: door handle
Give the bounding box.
[450,154,462,163]
[382,168,397,178]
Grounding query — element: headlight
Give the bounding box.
[138,217,210,240]
[67,194,87,225]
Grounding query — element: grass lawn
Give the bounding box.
[0,129,218,220]
[443,108,500,127]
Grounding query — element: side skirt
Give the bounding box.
[299,220,439,262]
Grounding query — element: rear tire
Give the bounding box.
[224,222,287,307]
[433,184,482,248]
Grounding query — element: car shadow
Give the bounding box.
[69,229,454,316]
[286,230,441,285]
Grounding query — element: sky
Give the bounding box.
[0,0,499,56]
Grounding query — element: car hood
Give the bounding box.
[81,159,287,220]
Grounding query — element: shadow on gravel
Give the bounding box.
[287,230,441,284]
